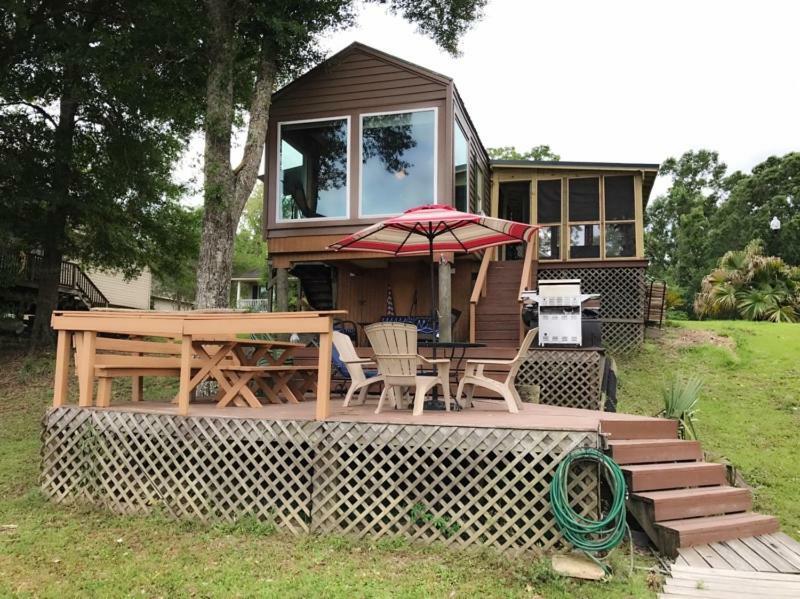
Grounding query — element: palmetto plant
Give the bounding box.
[660,375,703,440]
[694,240,800,322]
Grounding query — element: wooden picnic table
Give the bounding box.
[50,309,345,419]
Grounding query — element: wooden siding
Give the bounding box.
[453,87,491,215]
[265,45,450,239]
[84,267,151,310]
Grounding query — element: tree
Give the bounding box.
[487,145,560,161]
[695,240,800,322]
[0,1,204,346]
[193,0,488,308]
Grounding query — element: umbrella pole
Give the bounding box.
[429,237,437,360]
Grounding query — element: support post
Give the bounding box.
[236,280,241,308]
[53,330,71,407]
[438,256,452,342]
[275,267,289,312]
[78,331,96,407]
[316,319,333,420]
[178,335,192,416]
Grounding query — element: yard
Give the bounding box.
[1,320,797,597]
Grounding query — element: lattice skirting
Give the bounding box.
[601,321,644,354]
[517,349,603,410]
[41,408,600,555]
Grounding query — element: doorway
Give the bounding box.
[498,181,531,260]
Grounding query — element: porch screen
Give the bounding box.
[360,109,436,216]
[604,175,636,257]
[568,178,600,258]
[537,179,561,260]
[279,118,348,220]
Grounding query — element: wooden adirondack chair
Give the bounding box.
[455,328,539,413]
[364,322,451,416]
[333,331,385,407]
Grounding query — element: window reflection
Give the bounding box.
[361,110,436,215]
[279,119,348,220]
[570,224,600,258]
[538,226,561,259]
[605,223,636,257]
[454,123,468,212]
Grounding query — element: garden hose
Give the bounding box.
[550,447,629,558]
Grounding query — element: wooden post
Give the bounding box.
[315,318,333,420]
[131,335,143,402]
[53,330,71,407]
[78,331,96,407]
[177,334,193,416]
[275,267,289,312]
[438,256,452,342]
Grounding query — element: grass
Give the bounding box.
[0,341,658,598]
[617,320,800,538]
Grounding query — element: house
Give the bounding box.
[263,42,659,352]
[83,267,152,310]
[231,268,269,311]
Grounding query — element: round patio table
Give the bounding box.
[417,341,486,411]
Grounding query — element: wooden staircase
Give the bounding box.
[473,260,523,347]
[601,418,780,557]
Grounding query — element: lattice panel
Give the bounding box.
[41,408,601,555]
[41,408,319,533]
[601,321,644,354]
[538,266,646,320]
[312,422,599,554]
[516,350,603,410]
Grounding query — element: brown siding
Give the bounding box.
[265,46,450,240]
[453,87,490,215]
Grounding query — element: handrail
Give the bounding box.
[517,240,537,343]
[469,247,495,343]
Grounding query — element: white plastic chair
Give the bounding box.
[333,331,384,407]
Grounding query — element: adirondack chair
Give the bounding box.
[455,328,539,414]
[364,322,451,416]
[333,331,385,407]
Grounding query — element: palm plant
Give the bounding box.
[694,239,800,322]
[660,375,703,440]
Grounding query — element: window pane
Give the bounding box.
[538,225,560,260]
[605,223,636,257]
[454,122,468,212]
[537,179,561,223]
[570,224,600,258]
[568,178,600,221]
[361,110,436,216]
[279,119,348,220]
[605,175,635,221]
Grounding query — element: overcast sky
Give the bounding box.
[179,0,800,204]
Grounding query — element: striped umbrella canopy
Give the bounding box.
[328,204,538,255]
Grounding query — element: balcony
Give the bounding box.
[236,298,270,312]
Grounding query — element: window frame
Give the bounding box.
[534,177,563,261]
[357,106,439,218]
[275,115,352,223]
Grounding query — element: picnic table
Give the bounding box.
[51,309,345,419]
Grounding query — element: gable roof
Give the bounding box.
[272,42,452,102]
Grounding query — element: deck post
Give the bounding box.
[438,256,452,342]
[275,267,289,312]
[53,330,71,407]
[177,334,193,416]
[315,317,333,420]
[77,331,96,407]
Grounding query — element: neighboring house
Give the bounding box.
[83,267,152,310]
[232,269,268,311]
[260,42,659,352]
[151,294,194,311]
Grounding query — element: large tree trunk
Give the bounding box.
[29,88,76,348]
[195,0,276,309]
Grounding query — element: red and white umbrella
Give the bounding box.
[329,204,540,346]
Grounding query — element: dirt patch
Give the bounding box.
[663,328,736,351]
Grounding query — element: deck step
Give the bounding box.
[632,486,752,521]
[656,513,780,556]
[607,438,702,464]
[600,418,679,440]
[623,462,726,491]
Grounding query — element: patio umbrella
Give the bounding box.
[329,204,540,348]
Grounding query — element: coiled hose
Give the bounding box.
[550,447,629,554]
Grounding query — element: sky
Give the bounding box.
[179,0,800,204]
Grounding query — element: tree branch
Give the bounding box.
[232,52,276,217]
[0,101,58,127]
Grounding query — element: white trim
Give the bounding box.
[453,118,469,213]
[275,114,351,223]
[357,106,439,218]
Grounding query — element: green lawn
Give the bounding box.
[0,343,656,598]
[617,320,800,538]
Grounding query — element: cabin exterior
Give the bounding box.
[262,42,658,352]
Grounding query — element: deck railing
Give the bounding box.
[517,240,537,343]
[237,298,270,312]
[468,247,495,343]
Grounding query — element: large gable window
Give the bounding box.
[278,117,349,221]
[360,108,436,216]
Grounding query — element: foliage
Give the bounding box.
[151,207,203,306]
[488,145,561,161]
[408,502,460,539]
[0,1,203,343]
[659,375,703,440]
[646,150,800,314]
[617,320,800,534]
[233,186,268,280]
[694,240,800,322]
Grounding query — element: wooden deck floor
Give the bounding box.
[661,533,800,598]
[100,397,663,432]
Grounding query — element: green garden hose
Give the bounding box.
[550,447,629,555]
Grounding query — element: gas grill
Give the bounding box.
[520,279,599,347]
